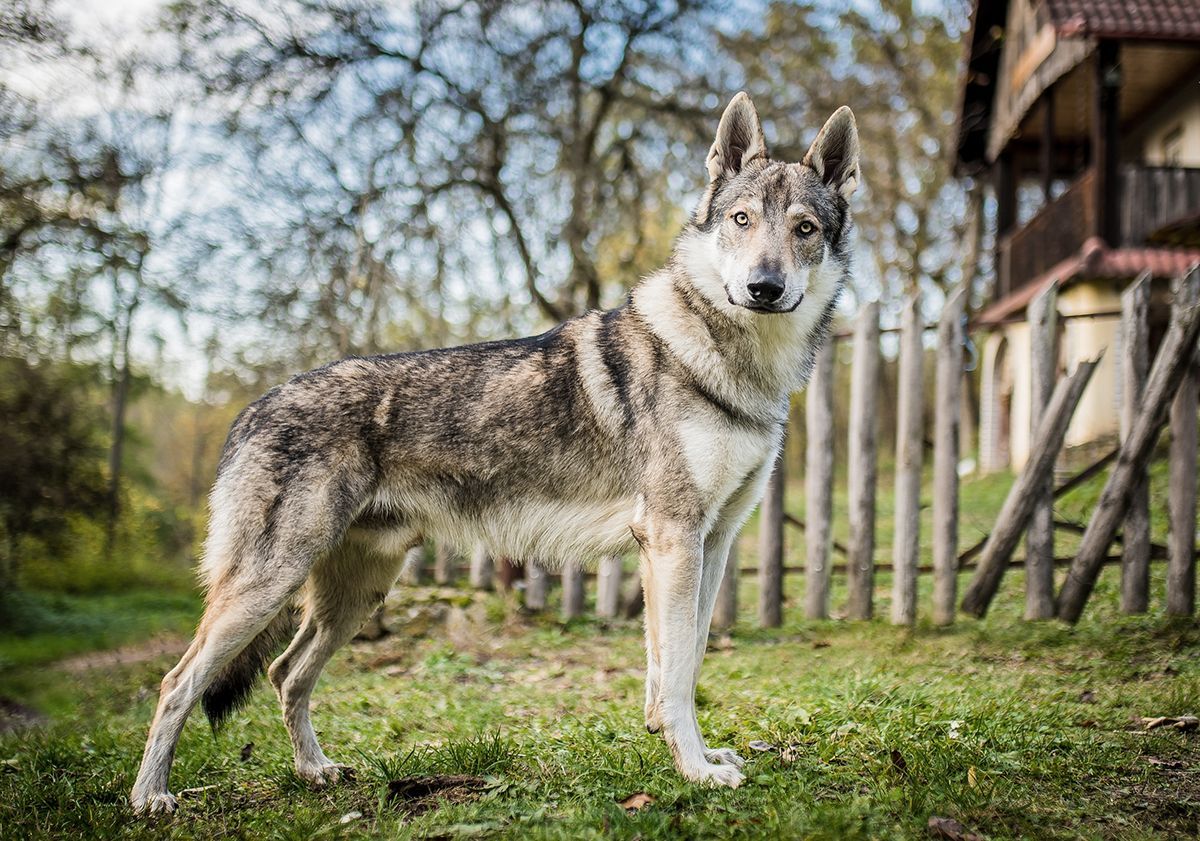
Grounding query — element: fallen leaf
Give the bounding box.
[780,744,802,764]
[339,811,362,824]
[890,749,908,775]
[747,740,775,752]
[1078,689,1096,704]
[927,815,984,840]
[619,792,655,813]
[239,742,254,762]
[967,766,977,788]
[1141,715,1199,732]
[812,640,831,649]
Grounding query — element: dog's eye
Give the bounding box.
[732,211,749,227]
[797,221,816,236]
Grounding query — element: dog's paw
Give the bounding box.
[130,790,178,816]
[684,761,744,789]
[297,762,355,787]
[704,747,746,768]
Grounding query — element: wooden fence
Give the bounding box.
[406,267,1200,628]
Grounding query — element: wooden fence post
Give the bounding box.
[758,447,786,628]
[805,341,835,619]
[932,284,966,625]
[1058,294,1200,622]
[469,543,493,590]
[561,565,585,620]
[434,543,456,585]
[892,293,924,626]
[595,555,623,619]
[846,301,881,620]
[398,544,427,586]
[713,540,739,631]
[1026,279,1060,619]
[1120,272,1152,613]
[524,563,548,611]
[1168,269,1200,615]
[960,357,1101,617]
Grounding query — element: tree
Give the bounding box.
[160,0,727,374]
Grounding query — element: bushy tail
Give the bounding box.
[201,608,297,729]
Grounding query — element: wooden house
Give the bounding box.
[955,0,1200,472]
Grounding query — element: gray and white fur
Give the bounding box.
[130,92,860,813]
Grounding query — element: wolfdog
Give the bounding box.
[131,92,859,813]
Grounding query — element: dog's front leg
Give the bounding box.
[641,521,744,788]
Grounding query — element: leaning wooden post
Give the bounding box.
[758,447,787,628]
[1168,269,1200,615]
[595,555,623,619]
[713,540,739,631]
[960,357,1101,617]
[932,284,966,625]
[892,293,924,626]
[1119,272,1151,613]
[1058,296,1200,622]
[469,543,494,591]
[846,301,881,619]
[524,562,549,611]
[805,341,836,619]
[1026,279,1060,619]
[561,564,585,620]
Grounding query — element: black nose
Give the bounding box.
[747,270,785,305]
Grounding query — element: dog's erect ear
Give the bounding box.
[706,92,768,182]
[803,106,860,199]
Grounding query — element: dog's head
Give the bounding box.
[680,92,859,315]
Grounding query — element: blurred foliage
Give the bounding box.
[0,0,972,606]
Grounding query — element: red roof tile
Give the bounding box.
[1045,0,1200,41]
[975,239,1200,326]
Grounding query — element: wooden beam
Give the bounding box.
[594,555,622,619]
[892,294,924,625]
[960,356,1101,617]
[469,543,493,591]
[845,301,881,619]
[524,562,549,612]
[1092,40,1121,245]
[1026,279,1059,619]
[561,563,585,620]
[932,284,966,626]
[805,341,836,619]
[1168,269,1200,615]
[1058,292,1200,622]
[1120,272,1152,613]
[713,540,739,631]
[1041,85,1055,203]
[758,448,786,628]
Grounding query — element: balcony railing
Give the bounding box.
[996,164,1200,298]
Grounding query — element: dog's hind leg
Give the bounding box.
[129,561,311,814]
[269,533,412,786]
[131,463,369,815]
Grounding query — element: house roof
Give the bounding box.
[1044,0,1200,41]
[974,237,1200,325]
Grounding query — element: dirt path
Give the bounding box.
[56,635,188,674]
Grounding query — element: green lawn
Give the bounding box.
[1,456,1197,839]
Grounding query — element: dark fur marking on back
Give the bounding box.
[597,308,636,428]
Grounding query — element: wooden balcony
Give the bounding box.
[996,165,1200,297]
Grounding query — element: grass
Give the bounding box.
[0,454,1197,839]
[1,567,1199,840]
